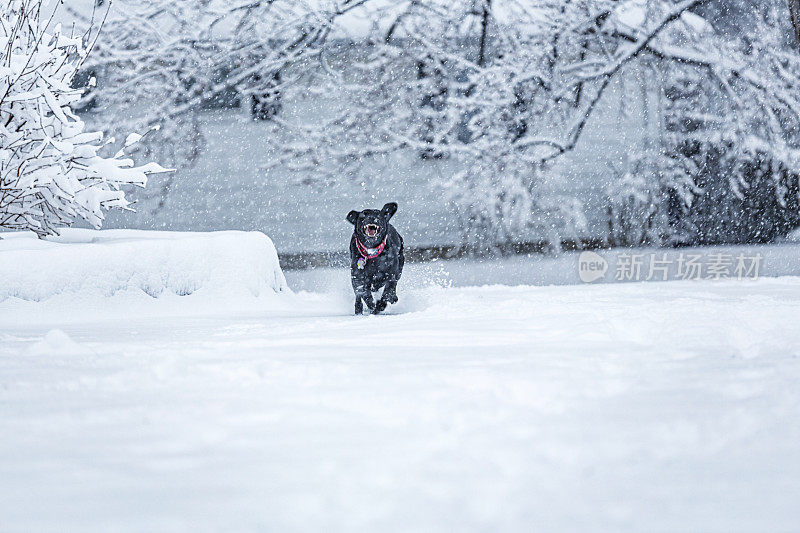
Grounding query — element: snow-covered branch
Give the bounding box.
[0,0,170,237]
[81,0,800,248]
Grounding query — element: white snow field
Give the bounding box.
[2,231,800,532]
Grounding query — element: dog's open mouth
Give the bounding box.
[364,224,380,238]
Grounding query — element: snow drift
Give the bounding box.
[0,229,287,302]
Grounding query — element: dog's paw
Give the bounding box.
[373,300,387,314]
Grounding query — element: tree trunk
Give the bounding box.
[789,0,800,48]
[478,0,491,67]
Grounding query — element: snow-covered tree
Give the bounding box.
[61,0,378,214]
[260,0,715,250]
[0,0,169,237]
[607,0,800,245]
[82,0,800,250]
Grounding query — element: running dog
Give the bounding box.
[346,202,404,315]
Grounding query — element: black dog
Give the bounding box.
[346,202,404,315]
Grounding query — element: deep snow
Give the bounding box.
[0,229,287,302]
[1,235,800,531]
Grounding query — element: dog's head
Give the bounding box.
[347,202,398,247]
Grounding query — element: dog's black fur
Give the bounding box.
[346,202,404,315]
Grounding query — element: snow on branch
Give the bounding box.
[80,0,800,248]
[532,0,709,162]
[0,0,170,237]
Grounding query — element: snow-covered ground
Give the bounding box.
[2,232,800,531]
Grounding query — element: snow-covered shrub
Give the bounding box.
[606,144,702,248]
[662,143,800,245]
[609,143,800,247]
[606,155,665,248]
[0,0,168,237]
[658,40,800,245]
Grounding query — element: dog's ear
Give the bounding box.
[381,202,398,220]
[346,210,360,225]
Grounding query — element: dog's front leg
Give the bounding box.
[383,279,399,304]
[353,275,376,315]
[362,291,376,312]
[373,279,398,314]
[354,291,376,314]
[352,268,373,315]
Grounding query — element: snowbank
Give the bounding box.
[0,229,288,303]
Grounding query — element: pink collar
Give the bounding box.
[356,236,387,259]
